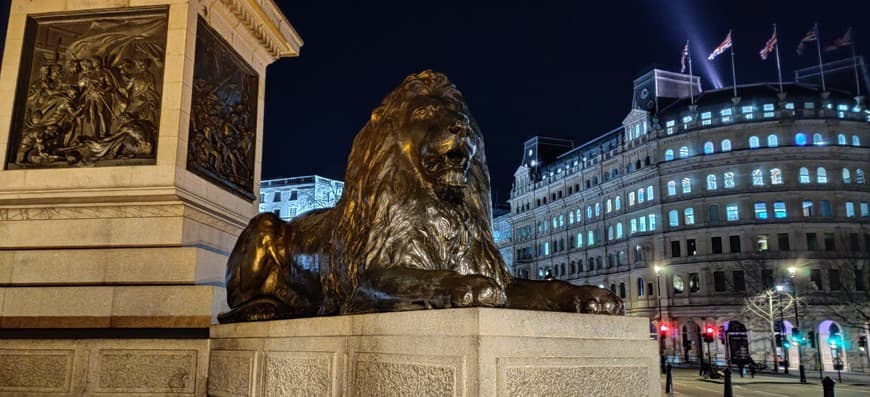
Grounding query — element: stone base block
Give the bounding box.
[208,308,660,397]
[0,338,209,396]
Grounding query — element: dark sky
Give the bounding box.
[1,1,868,204]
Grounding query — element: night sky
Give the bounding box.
[1,1,868,204]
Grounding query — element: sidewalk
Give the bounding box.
[699,369,870,386]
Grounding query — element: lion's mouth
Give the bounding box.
[444,149,469,169]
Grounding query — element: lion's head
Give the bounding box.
[323,71,510,311]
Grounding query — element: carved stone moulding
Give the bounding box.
[4,7,168,170]
[186,16,259,201]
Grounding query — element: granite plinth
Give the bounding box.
[208,308,660,397]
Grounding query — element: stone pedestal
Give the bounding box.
[208,308,661,397]
[0,1,301,395]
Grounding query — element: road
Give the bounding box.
[662,368,869,397]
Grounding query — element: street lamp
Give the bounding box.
[788,266,807,383]
[776,284,789,375]
[655,265,665,371]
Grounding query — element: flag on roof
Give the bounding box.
[708,30,732,61]
[797,23,818,55]
[824,27,852,51]
[680,41,689,73]
[759,30,777,60]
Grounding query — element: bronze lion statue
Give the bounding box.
[218,71,623,323]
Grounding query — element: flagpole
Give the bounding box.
[687,40,695,104]
[730,35,738,97]
[774,24,783,93]
[850,30,861,97]
[815,23,827,92]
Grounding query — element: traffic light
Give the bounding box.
[858,336,867,352]
[703,325,715,343]
[829,333,843,349]
[775,333,782,347]
[808,331,817,348]
[659,322,670,337]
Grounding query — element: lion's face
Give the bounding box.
[403,95,478,189]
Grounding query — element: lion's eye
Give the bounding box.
[412,105,436,120]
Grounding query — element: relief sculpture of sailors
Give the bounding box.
[220,71,624,323]
[7,10,167,168]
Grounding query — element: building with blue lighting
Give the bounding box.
[507,66,870,373]
[258,175,343,220]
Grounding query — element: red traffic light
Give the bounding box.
[659,323,669,333]
[705,326,715,335]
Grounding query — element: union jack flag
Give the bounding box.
[759,30,777,60]
[708,30,732,61]
[797,23,818,55]
[681,42,689,73]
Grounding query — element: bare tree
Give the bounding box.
[742,288,797,370]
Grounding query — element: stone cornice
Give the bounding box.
[217,0,303,59]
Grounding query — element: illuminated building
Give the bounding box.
[258,175,343,220]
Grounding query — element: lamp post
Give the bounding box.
[776,284,789,375]
[655,265,665,370]
[789,266,807,383]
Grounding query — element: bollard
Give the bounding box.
[665,364,673,395]
[822,376,835,397]
[723,368,733,397]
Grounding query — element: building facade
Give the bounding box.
[508,78,870,373]
[258,175,344,220]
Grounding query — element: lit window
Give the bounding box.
[763,103,775,111]
[666,120,676,127]
[559,215,564,226]
[606,199,612,213]
[813,133,824,145]
[741,105,755,114]
[682,115,693,123]
[720,108,732,116]
[817,167,827,183]
[795,133,808,146]
[544,242,550,255]
[629,191,636,205]
[576,232,583,247]
[667,181,676,196]
[845,201,855,217]
[647,185,654,200]
[838,134,847,145]
[630,219,637,233]
[752,169,764,186]
[684,208,695,225]
[576,209,582,222]
[665,149,674,161]
[799,167,810,183]
[707,174,718,190]
[767,134,778,147]
[754,202,768,219]
[616,223,623,238]
[804,102,815,109]
[701,111,712,119]
[721,139,732,152]
[770,168,782,185]
[785,102,795,109]
[704,141,714,154]
[588,230,594,245]
[860,202,869,217]
[724,172,735,188]
[615,196,621,210]
[552,217,557,228]
[679,146,689,158]
[595,202,601,216]
[774,201,787,218]
[726,204,739,221]
[857,169,865,184]
[648,214,657,230]
[587,206,592,219]
[681,178,691,193]
[749,136,760,149]
[569,211,575,224]
[669,210,679,226]
[608,226,614,241]
[638,188,645,203]
[843,168,851,183]
[853,135,861,146]
[639,216,647,231]
[802,200,814,216]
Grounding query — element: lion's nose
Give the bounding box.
[448,119,469,136]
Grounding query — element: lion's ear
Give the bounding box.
[370,105,386,123]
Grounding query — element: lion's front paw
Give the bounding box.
[573,286,625,315]
[445,274,507,308]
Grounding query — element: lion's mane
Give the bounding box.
[320,71,511,313]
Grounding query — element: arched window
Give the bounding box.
[615,196,622,210]
[853,135,861,146]
[588,230,594,245]
[684,208,695,224]
[679,146,689,158]
[843,168,851,184]
[576,209,582,222]
[616,222,623,238]
[752,169,764,186]
[857,169,865,184]
[644,156,651,165]
[813,133,824,145]
[817,167,827,183]
[635,160,641,169]
[669,210,679,226]
[704,141,714,154]
[667,180,676,196]
[647,185,654,200]
[606,199,612,213]
[795,132,808,146]
[749,136,760,149]
[767,134,779,147]
[724,172,735,188]
[608,225,614,241]
[838,134,847,145]
[721,139,732,152]
[595,202,601,216]
[629,191,636,205]
[682,177,691,193]
[707,174,718,190]
[619,283,626,298]
[610,284,616,293]
[637,278,645,297]
[799,167,810,183]
[626,163,633,173]
[664,149,674,161]
[587,206,592,219]
[770,168,783,184]
[638,188,645,203]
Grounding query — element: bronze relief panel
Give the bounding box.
[187,17,259,200]
[5,7,168,169]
